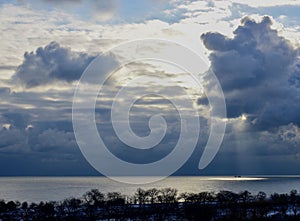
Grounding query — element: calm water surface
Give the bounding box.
[0,176,300,202]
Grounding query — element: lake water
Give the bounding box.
[0,176,300,203]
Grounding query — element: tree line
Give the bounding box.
[0,188,300,220]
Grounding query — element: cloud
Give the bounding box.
[34,0,118,21]
[0,117,77,154]
[30,128,76,152]
[91,1,118,21]
[0,127,26,150]
[1,112,32,129]
[231,0,300,7]
[0,87,10,95]
[2,0,300,175]
[42,0,82,4]
[201,16,300,130]
[12,42,95,87]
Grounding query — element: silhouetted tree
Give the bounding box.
[21,201,28,210]
[255,191,269,218]
[147,188,159,204]
[134,188,148,205]
[0,200,5,213]
[289,189,299,216]
[271,192,289,217]
[62,197,82,218]
[83,189,105,220]
[83,189,105,207]
[106,192,125,206]
[198,191,214,204]
[6,200,17,211]
[239,190,253,217]
[216,191,239,218]
[1,188,300,221]
[39,202,55,219]
[106,192,126,220]
[158,188,178,204]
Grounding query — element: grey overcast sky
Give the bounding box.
[0,0,300,176]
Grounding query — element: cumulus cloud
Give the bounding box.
[30,128,76,152]
[0,119,77,154]
[0,127,26,150]
[12,42,95,87]
[201,16,300,130]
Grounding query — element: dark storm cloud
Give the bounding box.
[201,16,300,129]
[13,42,96,87]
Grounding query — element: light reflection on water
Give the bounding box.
[206,177,267,181]
[0,176,299,202]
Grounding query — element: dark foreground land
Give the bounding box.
[1,188,300,220]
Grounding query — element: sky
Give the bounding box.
[0,0,300,176]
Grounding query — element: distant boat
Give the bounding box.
[234,175,241,178]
